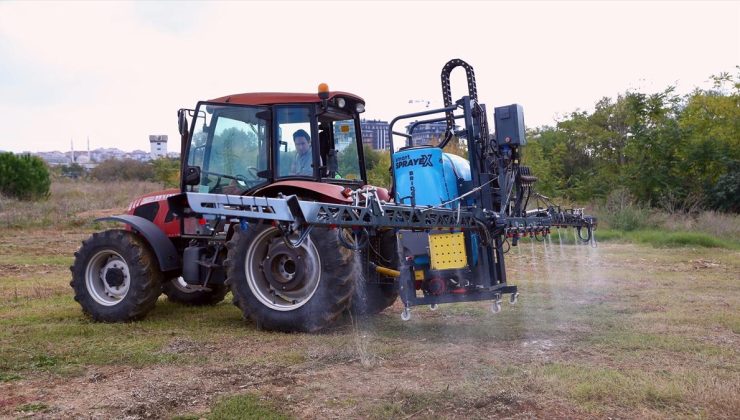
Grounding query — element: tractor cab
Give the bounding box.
[177,87,368,196]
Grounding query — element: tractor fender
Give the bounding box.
[95,215,181,272]
[253,180,353,204]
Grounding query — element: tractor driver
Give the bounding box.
[290,129,313,176]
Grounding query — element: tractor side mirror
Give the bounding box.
[177,109,189,137]
[184,166,201,186]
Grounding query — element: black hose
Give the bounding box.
[576,225,592,243]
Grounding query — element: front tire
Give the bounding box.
[226,224,355,332]
[70,230,162,322]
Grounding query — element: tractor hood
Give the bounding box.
[126,189,180,213]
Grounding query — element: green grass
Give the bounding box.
[0,372,21,381]
[15,403,49,413]
[207,394,292,420]
[592,228,739,249]
[0,296,247,375]
[539,363,686,411]
[583,328,721,356]
[0,255,72,266]
[516,226,737,249]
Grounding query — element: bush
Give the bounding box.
[90,159,154,182]
[0,153,51,201]
[600,188,648,231]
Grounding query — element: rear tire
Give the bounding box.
[226,224,355,332]
[162,277,228,306]
[70,230,162,322]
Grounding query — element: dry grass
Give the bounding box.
[657,210,740,239]
[0,179,162,229]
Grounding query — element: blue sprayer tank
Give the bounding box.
[392,146,471,208]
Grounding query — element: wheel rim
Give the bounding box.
[85,250,131,306]
[244,227,321,311]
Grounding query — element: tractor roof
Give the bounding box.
[208,91,364,106]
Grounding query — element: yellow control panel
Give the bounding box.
[429,232,468,270]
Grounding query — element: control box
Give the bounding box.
[494,104,526,146]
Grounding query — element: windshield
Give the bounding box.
[187,104,269,193]
[332,118,362,180]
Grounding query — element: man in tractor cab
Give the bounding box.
[290,129,313,176]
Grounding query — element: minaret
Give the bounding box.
[87,137,91,161]
[71,138,75,163]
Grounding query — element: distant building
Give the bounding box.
[34,151,72,166]
[405,121,449,147]
[149,135,168,159]
[360,119,390,150]
[131,150,151,162]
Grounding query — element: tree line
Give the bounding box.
[55,158,181,187]
[523,71,738,212]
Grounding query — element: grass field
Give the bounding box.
[1,227,737,418]
[0,180,738,418]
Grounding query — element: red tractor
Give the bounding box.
[71,86,398,332]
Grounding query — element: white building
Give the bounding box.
[149,135,168,159]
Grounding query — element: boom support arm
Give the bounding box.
[184,191,596,240]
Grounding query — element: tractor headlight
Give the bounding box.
[356,103,365,113]
[336,97,346,108]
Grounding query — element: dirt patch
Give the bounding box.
[0,395,30,410]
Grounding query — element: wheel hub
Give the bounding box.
[105,267,125,287]
[100,260,129,299]
[262,240,310,292]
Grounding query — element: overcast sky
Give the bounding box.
[0,1,737,153]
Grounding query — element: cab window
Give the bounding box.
[276,106,313,177]
[187,104,269,193]
[332,119,361,180]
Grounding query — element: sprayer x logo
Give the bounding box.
[395,154,434,169]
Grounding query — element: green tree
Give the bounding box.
[152,157,181,188]
[675,72,740,210]
[61,163,86,179]
[0,153,51,201]
[524,70,738,213]
[367,150,391,189]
